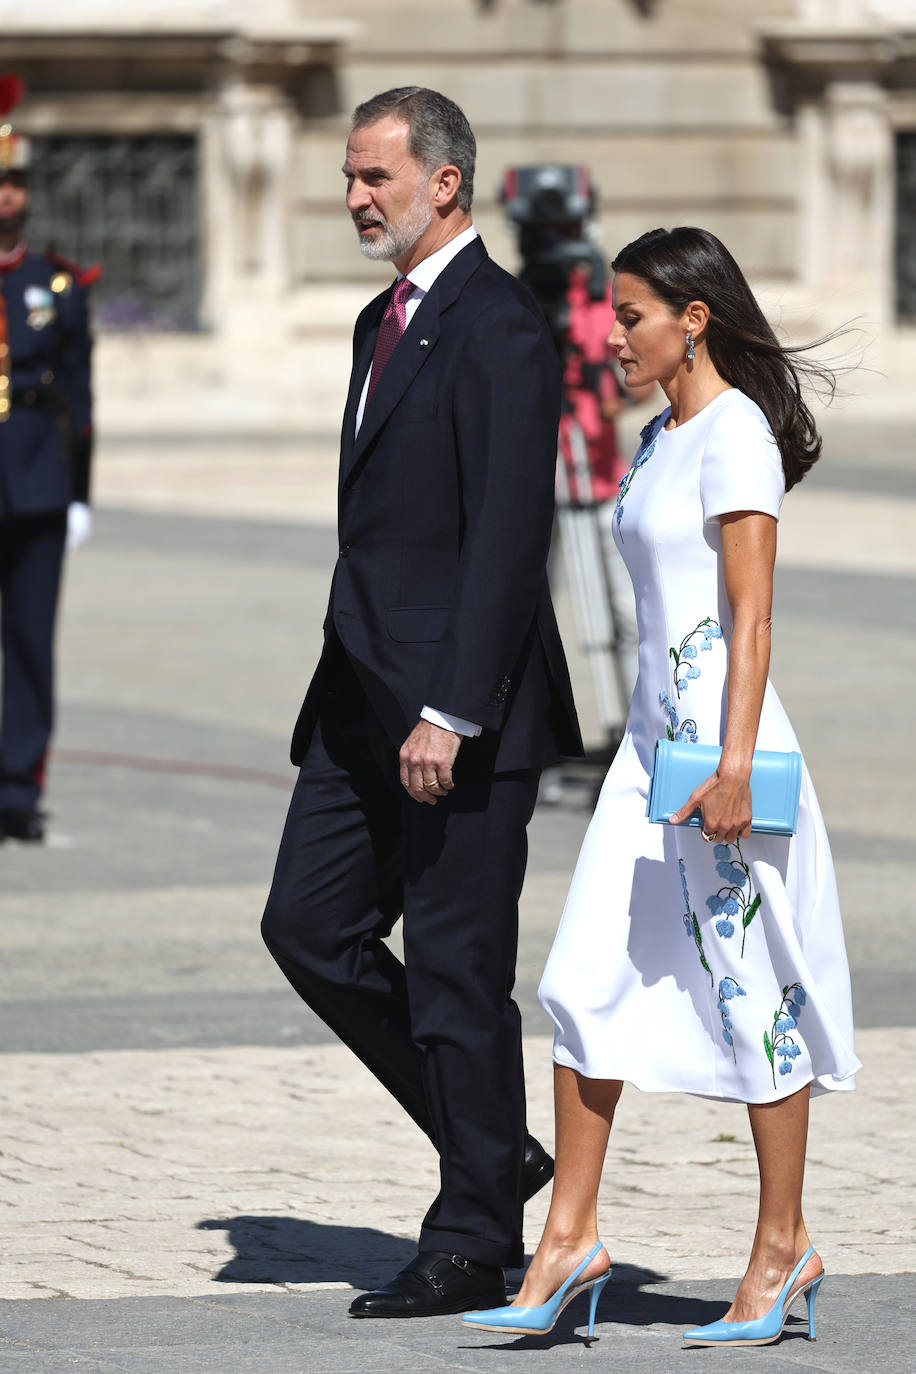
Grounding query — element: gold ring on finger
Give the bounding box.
[702,829,716,843]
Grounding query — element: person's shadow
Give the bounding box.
[198,1216,417,1288]
[198,1219,813,1349]
[198,1219,720,1335]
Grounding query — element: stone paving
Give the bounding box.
[0,413,913,1370]
[0,1029,912,1305]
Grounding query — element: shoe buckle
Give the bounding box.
[450,1254,471,1273]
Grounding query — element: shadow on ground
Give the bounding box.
[199,1216,418,1287]
[199,1214,759,1347]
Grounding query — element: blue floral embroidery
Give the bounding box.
[659,689,678,734]
[615,416,662,541]
[678,859,713,988]
[717,977,746,1060]
[659,688,699,744]
[670,617,722,697]
[764,984,807,1087]
[674,720,699,744]
[704,839,761,955]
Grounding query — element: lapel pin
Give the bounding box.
[419,338,429,347]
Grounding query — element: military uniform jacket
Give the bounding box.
[0,248,93,518]
[291,236,583,775]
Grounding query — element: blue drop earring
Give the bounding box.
[686,332,695,362]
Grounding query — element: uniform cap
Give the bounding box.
[0,73,30,173]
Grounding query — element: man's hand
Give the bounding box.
[399,720,462,805]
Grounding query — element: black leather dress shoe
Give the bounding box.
[522,1135,554,1203]
[0,809,45,842]
[349,1250,507,1318]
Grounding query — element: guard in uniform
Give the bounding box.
[0,74,97,841]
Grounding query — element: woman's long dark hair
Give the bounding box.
[611,227,837,490]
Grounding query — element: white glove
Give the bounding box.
[67,502,93,550]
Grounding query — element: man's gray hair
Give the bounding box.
[351,87,476,212]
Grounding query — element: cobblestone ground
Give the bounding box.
[0,1030,912,1303]
[0,414,913,1370]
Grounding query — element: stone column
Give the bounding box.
[797,99,829,299]
[824,81,894,320]
[218,78,295,305]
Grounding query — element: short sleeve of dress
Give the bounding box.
[699,394,785,523]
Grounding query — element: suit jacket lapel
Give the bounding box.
[340,290,390,472]
[344,237,488,478]
[347,301,440,467]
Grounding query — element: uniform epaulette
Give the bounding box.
[42,250,103,288]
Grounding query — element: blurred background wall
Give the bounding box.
[5,0,916,436]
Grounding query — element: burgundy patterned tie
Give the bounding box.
[366,276,415,403]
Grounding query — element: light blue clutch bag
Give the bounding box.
[646,739,802,837]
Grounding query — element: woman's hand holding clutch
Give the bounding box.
[670,767,752,845]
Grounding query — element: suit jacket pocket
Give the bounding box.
[386,606,450,642]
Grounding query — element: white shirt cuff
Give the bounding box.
[420,706,482,738]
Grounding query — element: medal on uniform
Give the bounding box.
[23,283,55,330]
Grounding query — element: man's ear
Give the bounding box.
[431,164,462,210]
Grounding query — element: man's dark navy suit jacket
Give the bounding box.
[291,236,582,774]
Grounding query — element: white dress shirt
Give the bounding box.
[354,224,482,738]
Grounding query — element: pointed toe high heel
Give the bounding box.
[461,1242,610,1339]
[683,1245,824,1347]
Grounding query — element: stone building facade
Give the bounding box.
[5,0,915,431]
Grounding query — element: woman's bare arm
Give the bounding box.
[670,510,777,842]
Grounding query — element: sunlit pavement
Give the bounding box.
[0,416,913,1371]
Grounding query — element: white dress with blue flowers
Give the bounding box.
[539,389,860,1103]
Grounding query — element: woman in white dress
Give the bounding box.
[463,228,860,1347]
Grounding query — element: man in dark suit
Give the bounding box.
[0,80,95,843]
[261,87,581,1318]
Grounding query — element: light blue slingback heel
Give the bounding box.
[461,1242,610,1338]
[683,1245,824,1347]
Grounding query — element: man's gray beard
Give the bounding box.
[357,195,432,262]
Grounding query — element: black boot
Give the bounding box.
[0,809,45,842]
